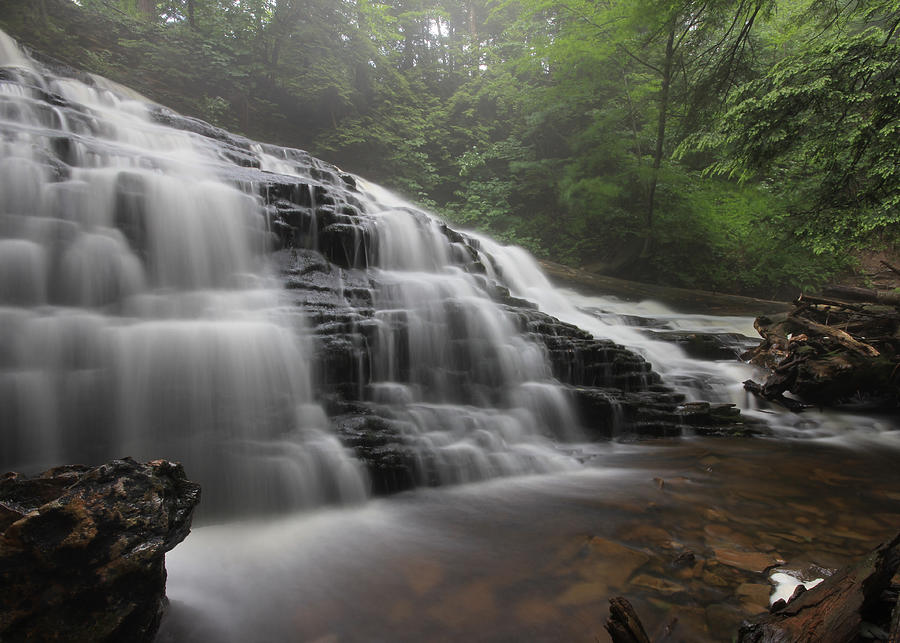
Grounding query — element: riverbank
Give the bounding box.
[539,260,791,317]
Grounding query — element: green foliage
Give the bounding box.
[2,0,893,296]
[690,15,900,254]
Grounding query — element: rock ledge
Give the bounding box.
[0,458,200,643]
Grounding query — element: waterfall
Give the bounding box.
[0,29,595,511]
[0,30,367,514]
[8,27,883,517]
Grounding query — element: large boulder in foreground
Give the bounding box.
[0,458,201,642]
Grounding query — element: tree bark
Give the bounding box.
[606,597,651,643]
[642,19,675,257]
[137,0,156,21]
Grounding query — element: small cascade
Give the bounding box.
[269,168,698,489]
[284,183,588,489]
[0,31,367,514]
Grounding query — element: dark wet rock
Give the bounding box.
[677,402,763,437]
[114,171,148,256]
[642,330,756,361]
[331,413,419,494]
[151,106,242,146]
[672,550,697,569]
[0,458,200,643]
[606,596,652,643]
[572,387,759,439]
[320,223,371,269]
[571,387,688,439]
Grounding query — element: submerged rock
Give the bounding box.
[0,458,200,643]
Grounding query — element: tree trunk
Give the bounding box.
[137,0,156,21]
[823,285,900,306]
[642,20,675,257]
[606,597,651,643]
[187,0,195,28]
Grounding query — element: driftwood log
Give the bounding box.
[605,597,676,643]
[742,288,900,410]
[738,532,900,643]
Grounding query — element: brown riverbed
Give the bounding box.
[161,435,900,643]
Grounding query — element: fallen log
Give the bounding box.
[787,315,881,357]
[823,285,900,306]
[738,532,900,643]
[606,597,651,643]
[795,294,865,312]
[743,379,809,412]
[605,597,677,643]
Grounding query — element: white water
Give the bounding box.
[0,31,367,513]
[454,237,898,446]
[0,30,584,506]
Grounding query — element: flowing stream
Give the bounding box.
[1,30,899,642]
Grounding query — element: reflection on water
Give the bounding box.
[161,437,900,642]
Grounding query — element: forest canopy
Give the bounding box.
[3,0,898,297]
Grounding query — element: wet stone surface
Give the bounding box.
[0,458,200,643]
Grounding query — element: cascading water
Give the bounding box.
[475,238,900,442]
[0,30,591,513]
[0,30,367,513]
[3,25,896,524]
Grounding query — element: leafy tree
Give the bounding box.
[691,0,900,253]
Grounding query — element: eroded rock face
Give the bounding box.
[0,458,200,643]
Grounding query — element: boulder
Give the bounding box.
[0,458,200,643]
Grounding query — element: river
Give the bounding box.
[159,293,900,642]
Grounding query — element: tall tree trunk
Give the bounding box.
[466,1,477,39]
[642,20,675,257]
[137,0,156,21]
[466,0,479,72]
[187,0,195,28]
